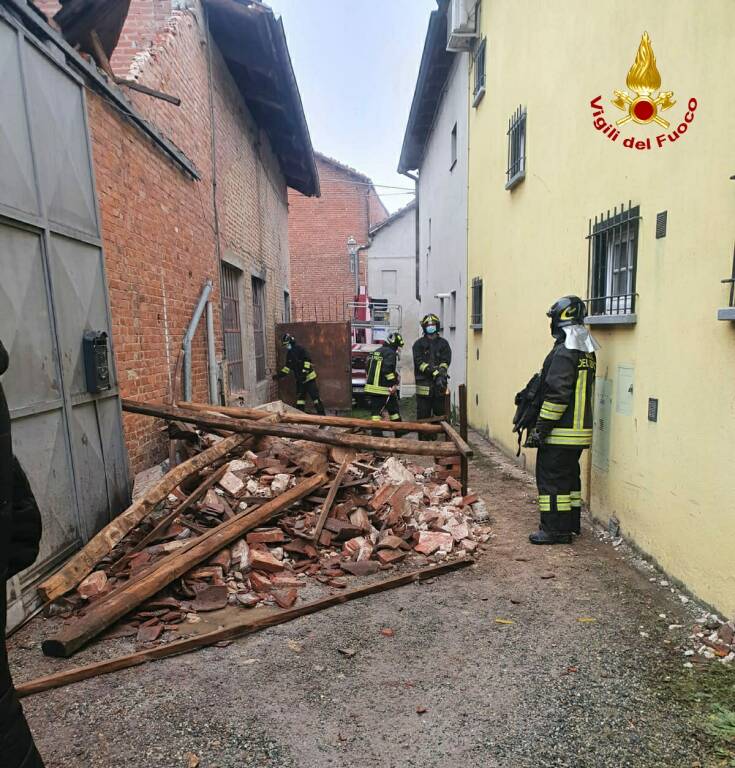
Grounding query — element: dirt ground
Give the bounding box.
[9,430,731,768]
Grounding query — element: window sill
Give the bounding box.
[470,323,483,330]
[585,313,637,326]
[717,307,735,321]
[505,170,525,190]
[472,86,486,108]
[449,325,457,331]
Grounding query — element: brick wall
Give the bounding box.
[37,1,292,474]
[288,155,387,321]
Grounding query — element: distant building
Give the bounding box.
[367,201,421,394]
[288,153,388,321]
[398,0,469,409]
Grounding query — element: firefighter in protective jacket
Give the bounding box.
[413,314,451,438]
[274,334,325,415]
[365,332,404,434]
[526,296,599,544]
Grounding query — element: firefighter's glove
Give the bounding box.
[434,372,449,394]
[524,429,543,449]
[526,420,552,448]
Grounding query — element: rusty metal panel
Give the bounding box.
[275,322,352,410]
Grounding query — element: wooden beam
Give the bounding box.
[179,400,444,434]
[38,434,251,603]
[312,454,354,543]
[42,473,327,658]
[458,384,469,495]
[123,400,458,458]
[19,558,473,698]
[115,78,181,106]
[441,421,473,459]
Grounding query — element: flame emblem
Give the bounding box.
[612,32,676,128]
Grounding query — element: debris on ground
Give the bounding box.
[682,613,735,666]
[41,408,488,658]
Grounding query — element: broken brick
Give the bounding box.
[249,571,273,592]
[270,573,304,589]
[247,529,286,545]
[462,494,479,506]
[324,519,363,538]
[208,548,231,571]
[376,550,407,566]
[191,585,229,612]
[218,471,245,496]
[250,549,285,573]
[78,570,108,599]
[376,535,406,551]
[272,589,298,608]
[341,560,380,576]
[318,531,333,547]
[137,622,163,644]
[414,531,453,555]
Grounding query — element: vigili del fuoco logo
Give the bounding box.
[590,32,697,150]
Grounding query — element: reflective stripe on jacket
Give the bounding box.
[538,342,596,447]
[365,344,398,396]
[283,344,317,384]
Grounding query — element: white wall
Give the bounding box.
[367,206,422,394]
[417,53,469,408]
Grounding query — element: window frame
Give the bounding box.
[586,203,641,323]
[221,263,245,392]
[472,37,486,107]
[283,290,291,323]
[449,289,457,330]
[505,105,526,190]
[450,122,458,171]
[470,277,483,329]
[251,276,267,381]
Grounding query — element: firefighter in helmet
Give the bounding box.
[526,296,599,544]
[274,334,326,415]
[412,313,451,438]
[364,332,405,435]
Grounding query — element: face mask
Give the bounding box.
[425,325,437,335]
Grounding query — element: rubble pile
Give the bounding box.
[55,432,488,649]
[682,613,735,667]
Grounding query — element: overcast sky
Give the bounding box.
[268,0,437,212]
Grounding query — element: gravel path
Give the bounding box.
[10,432,711,767]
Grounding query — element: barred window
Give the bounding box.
[505,106,526,189]
[283,290,291,323]
[222,263,245,391]
[471,277,483,328]
[472,38,486,107]
[251,276,267,381]
[587,202,641,317]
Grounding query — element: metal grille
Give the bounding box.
[655,210,667,238]
[251,276,266,381]
[471,277,483,328]
[221,264,245,391]
[473,38,486,99]
[506,106,526,188]
[648,397,659,422]
[586,202,641,317]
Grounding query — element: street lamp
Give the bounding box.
[347,235,359,294]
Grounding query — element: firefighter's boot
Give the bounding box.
[529,529,572,545]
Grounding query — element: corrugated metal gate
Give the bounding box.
[275,322,352,410]
[0,11,129,628]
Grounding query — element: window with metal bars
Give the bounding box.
[251,276,267,381]
[472,37,486,107]
[505,106,526,189]
[471,277,483,328]
[221,263,245,392]
[587,202,641,318]
[283,290,291,322]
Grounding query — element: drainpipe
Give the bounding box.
[206,299,217,403]
[183,280,213,402]
[400,170,420,301]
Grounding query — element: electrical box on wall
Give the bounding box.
[83,331,111,394]
[616,365,634,416]
[592,378,612,471]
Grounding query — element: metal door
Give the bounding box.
[0,11,129,628]
[275,322,352,410]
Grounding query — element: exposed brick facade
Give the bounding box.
[36,1,296,475]
[288,154,387,321]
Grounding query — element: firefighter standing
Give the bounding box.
[526,296,599,544]
[413,314,451,438]
[364,332,405,435]
[274,334,326,415]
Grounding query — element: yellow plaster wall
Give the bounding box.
[467,0,735,613]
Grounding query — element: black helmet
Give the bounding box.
[386,332,404,349]
[281,333,295,347]
[420,313,441,334]
[547,295,586,337]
